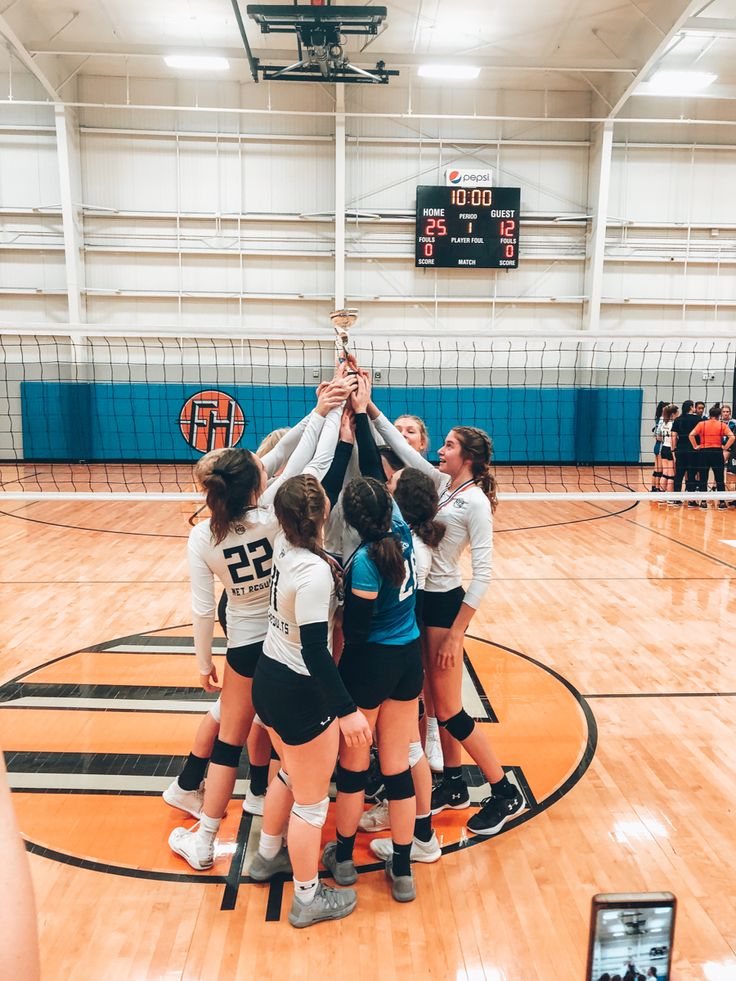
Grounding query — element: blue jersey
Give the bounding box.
[348,504,419,646]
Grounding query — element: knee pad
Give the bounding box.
[270,746,280,762]
[439,709,475,742]
[292,796,329,829]
[383,768,415,801]
[277,768,292,789]
[211,737,242,768]
[335,763,369,794]
[408,741,424,768]
[209,696,222,724]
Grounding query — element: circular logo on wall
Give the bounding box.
[448,170,462,184]
[0,628,596,915]
[179,390,246,452]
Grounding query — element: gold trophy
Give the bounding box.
[330,307,358,370]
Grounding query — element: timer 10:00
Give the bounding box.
[450,188,493,206]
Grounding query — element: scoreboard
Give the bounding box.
[415,185,520,269]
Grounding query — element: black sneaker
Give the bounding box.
[430,780,470,814]
[687,502,698,509]
[718,502,727,510]
[466,790,525,836]
[700,501,708,509]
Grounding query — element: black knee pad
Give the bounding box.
[439,709,475,741]
[211,737,242,768]
[335,763,370,794]
[383,768,415,801]
[270,746,280,762]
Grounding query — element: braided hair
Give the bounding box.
[451,426,499,512]
[392,468,445,548]
[274,475,343,595]
[201,447,262,544]
[342,477,405,587]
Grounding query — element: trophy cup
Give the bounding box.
[330,307,358,371]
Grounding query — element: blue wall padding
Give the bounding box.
[20,382,643,463]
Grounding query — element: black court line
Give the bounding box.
[463,651,498,722]
[496,500,639,534]
[0,682,218,704]
[3,750,252,780]
[221,809,254,910]
[0,505,189,540]
[1,623,195,686]
[265,879,284,921]
[23,841,227,884]
[586,691,736,699]
[586,501,736,575]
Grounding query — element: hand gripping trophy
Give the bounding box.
[330,307,359,372]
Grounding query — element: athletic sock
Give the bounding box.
[258,831,282,861]
[490,774,515,798]
[443,765,463,784]
[294,875,319,905]
[197,812,221,845]
[335,831,356,863]
[178,753,208,791]
[414,813,432,843]
[249,763,269,797]
[392,842,412,878]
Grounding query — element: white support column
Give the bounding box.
[54,104,86,324]
[584,120,613,333]
[334,83,346,309]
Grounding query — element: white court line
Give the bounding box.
[8,697,214,713]
[720,540,736,549]
[8,773,250,793]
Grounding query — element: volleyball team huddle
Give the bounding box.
[165,356,525,929]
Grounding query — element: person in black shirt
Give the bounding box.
[671,400,701,506]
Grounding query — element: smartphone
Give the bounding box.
[586,892,677,981]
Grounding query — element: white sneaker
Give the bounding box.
[358,799,390,833]
[369,832,442,864]
[425,722,444,773]
[243,787,265,816]
[168,826,214,870]
[163,779,204,819]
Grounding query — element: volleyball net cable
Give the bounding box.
[1,329,735,501]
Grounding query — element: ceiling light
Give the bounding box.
[164,55,230,71]
[645,70,716,96]
[418,64,480,80]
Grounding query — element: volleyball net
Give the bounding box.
[1,328,734,501]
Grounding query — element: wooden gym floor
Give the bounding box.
[0,492,734,980]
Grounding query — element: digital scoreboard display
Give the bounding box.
[415,185,520,269]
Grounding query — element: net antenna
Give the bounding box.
[243,3,398,84]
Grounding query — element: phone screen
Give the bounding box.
[587,893,676,981]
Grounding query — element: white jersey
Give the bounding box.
[263,531,338,676]
[412,533,432,591]
[371,412,492,608]
[188,509,279,668]
[425,481,492,608]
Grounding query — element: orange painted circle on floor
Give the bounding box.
[0,628,595,883]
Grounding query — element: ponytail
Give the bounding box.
[452,426,499,513]
[274,475,343,596]
[393,467,445,547]
[343,477,405,587]
[201,448,262,544]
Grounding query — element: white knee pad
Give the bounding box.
[209,696,222,724]
[408,741,424,768]
[291,796,329,829]
[277,768,292,790]
[253,713,264,728]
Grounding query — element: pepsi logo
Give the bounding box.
[449,170,462,184]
